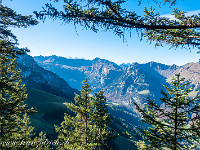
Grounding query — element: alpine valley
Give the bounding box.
[16,54,200,150]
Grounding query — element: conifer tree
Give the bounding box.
[0,41,35,149]
[55,79,117,150]
[15,113,34,149]
[134,73,200,150]
[0,3,38,44]
[36,0,200,50]
[0,2,38,149]
[92,90,117,149]
[55,78,95,149]
[33,131,52,150]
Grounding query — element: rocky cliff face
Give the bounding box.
[34,55,90,90]
[34,55,200,111]
[34,56,123,91]
[166,62,200,97]
[141,61,179,78]
[84,58,123,91]
[102,62,171,110]
[17,54,78,100]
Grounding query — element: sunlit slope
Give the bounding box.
[26,88,71,136]
[26,88,140,149]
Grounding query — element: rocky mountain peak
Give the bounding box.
[182,62,200,72]
[17,54,78,100]
[33,55,200,111]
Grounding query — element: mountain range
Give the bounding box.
[17,54,78,100]
[34,55,200,112]
[15,54,200,149]
[17,54,142,149]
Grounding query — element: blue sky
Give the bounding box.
[3,0,200,66]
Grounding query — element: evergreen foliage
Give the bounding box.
[92,90,118,149]
[0,2,38,149]
[0,41,35,149]
[33,131,52,150]
[15,113,34,149]
[35,0,200,50]
[0,3,38,44]
[55,78,117,149]
[134,73,200,150]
